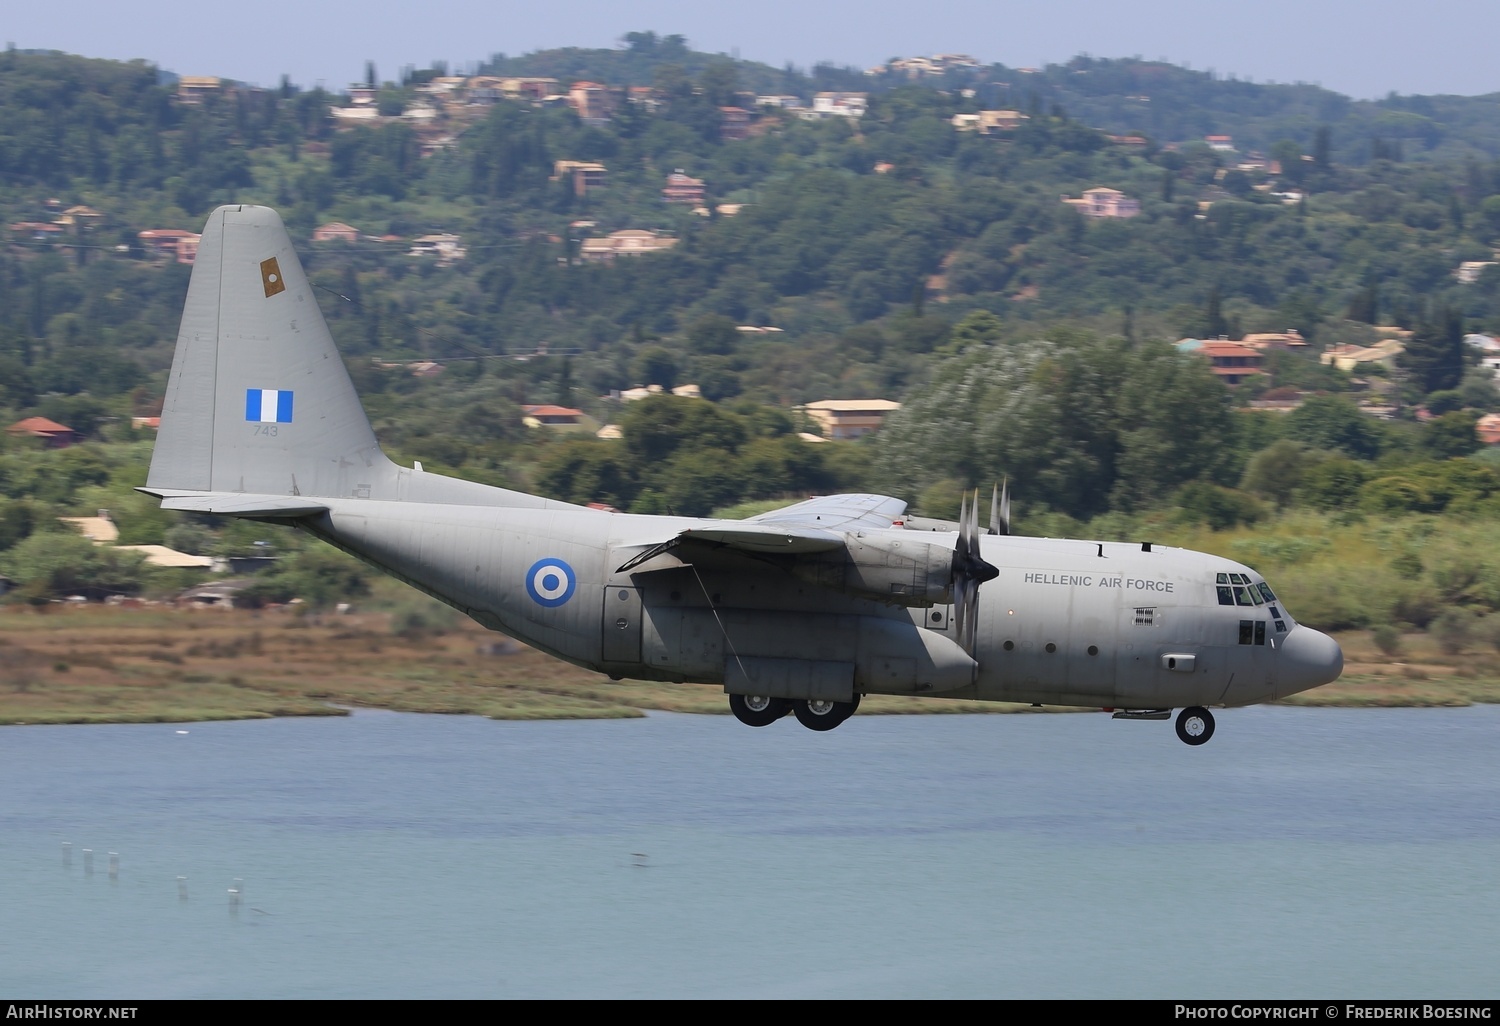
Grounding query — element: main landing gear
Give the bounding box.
[729,694,860,730]
[1175,706,1216,746]
[728,693,791,727]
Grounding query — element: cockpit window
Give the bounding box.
[1218,573,1279,609]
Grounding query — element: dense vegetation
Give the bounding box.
[5,37,1500,646]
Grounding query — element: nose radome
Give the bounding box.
[1279,626,1343,697]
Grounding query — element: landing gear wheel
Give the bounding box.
[1176,706,1215,746]
[793,698,856,731]
[729,693,790,727]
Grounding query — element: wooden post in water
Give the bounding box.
[62,842,71,868]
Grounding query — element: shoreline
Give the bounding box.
[2,605,1495,726]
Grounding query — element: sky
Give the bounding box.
[8,0,1500,100]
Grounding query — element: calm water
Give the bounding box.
[1,705,1497,999]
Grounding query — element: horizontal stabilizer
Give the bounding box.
[139,488,330,518]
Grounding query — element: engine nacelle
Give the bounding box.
[785,532,953,608]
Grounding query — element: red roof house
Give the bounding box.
[7,416,79,447]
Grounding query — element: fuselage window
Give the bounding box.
[1216,573,1230,585]
[1255,621,1266,646]
[1217,586,1234,605]
[1275,619,1287,633]
[1239,620,1254,645]
[1234,585,1256,606]
[1257,583,1276,604]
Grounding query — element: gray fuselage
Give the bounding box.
[302,499,1328,711]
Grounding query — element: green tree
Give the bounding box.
[1299,457,1368,510]
[687,314,740,356]
[1285,396,1384,460]
[1399,307,1465,395]
[1240,440,1310,508]
[632,347,679,390]
[0,532,149,600]
[1424,411,1481,459]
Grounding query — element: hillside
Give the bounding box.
[2,37,1500,650]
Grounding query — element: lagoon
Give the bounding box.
[2,705,1497,998]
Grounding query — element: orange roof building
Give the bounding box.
[7,416,79,447]
[1196,341,1265,385]
[662,171,706,205]
[521,405,583,427]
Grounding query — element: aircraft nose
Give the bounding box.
[1279,626,1343,696]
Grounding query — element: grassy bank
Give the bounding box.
[1,603,1497,726]
[0,604,1034,725]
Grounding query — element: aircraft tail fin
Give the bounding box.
[146,205,395,499]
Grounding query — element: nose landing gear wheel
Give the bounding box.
[1175,706,1215,745]
[729,693,791,727]
[793,698,856,731]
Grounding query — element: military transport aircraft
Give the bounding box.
[140,206,1343,744]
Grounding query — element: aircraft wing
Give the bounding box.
[614,494,908,572]
[746,493,909,531]
[137,488,330,518]
[678,523,844,553]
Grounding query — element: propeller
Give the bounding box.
[952,489,1000,654]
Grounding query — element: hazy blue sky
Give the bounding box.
[8,1,1500,100]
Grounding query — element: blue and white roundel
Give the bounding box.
[525,558,576,608]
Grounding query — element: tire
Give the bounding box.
[1175,706,1216,746]
[793,698,855,731]
[729,693,790,727]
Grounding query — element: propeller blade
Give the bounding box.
[988,480,1011,536]
[956,491,970,560]
[952,488,1001,655]
[954,578,968,647]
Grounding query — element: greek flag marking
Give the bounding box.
[245,389,294,424]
